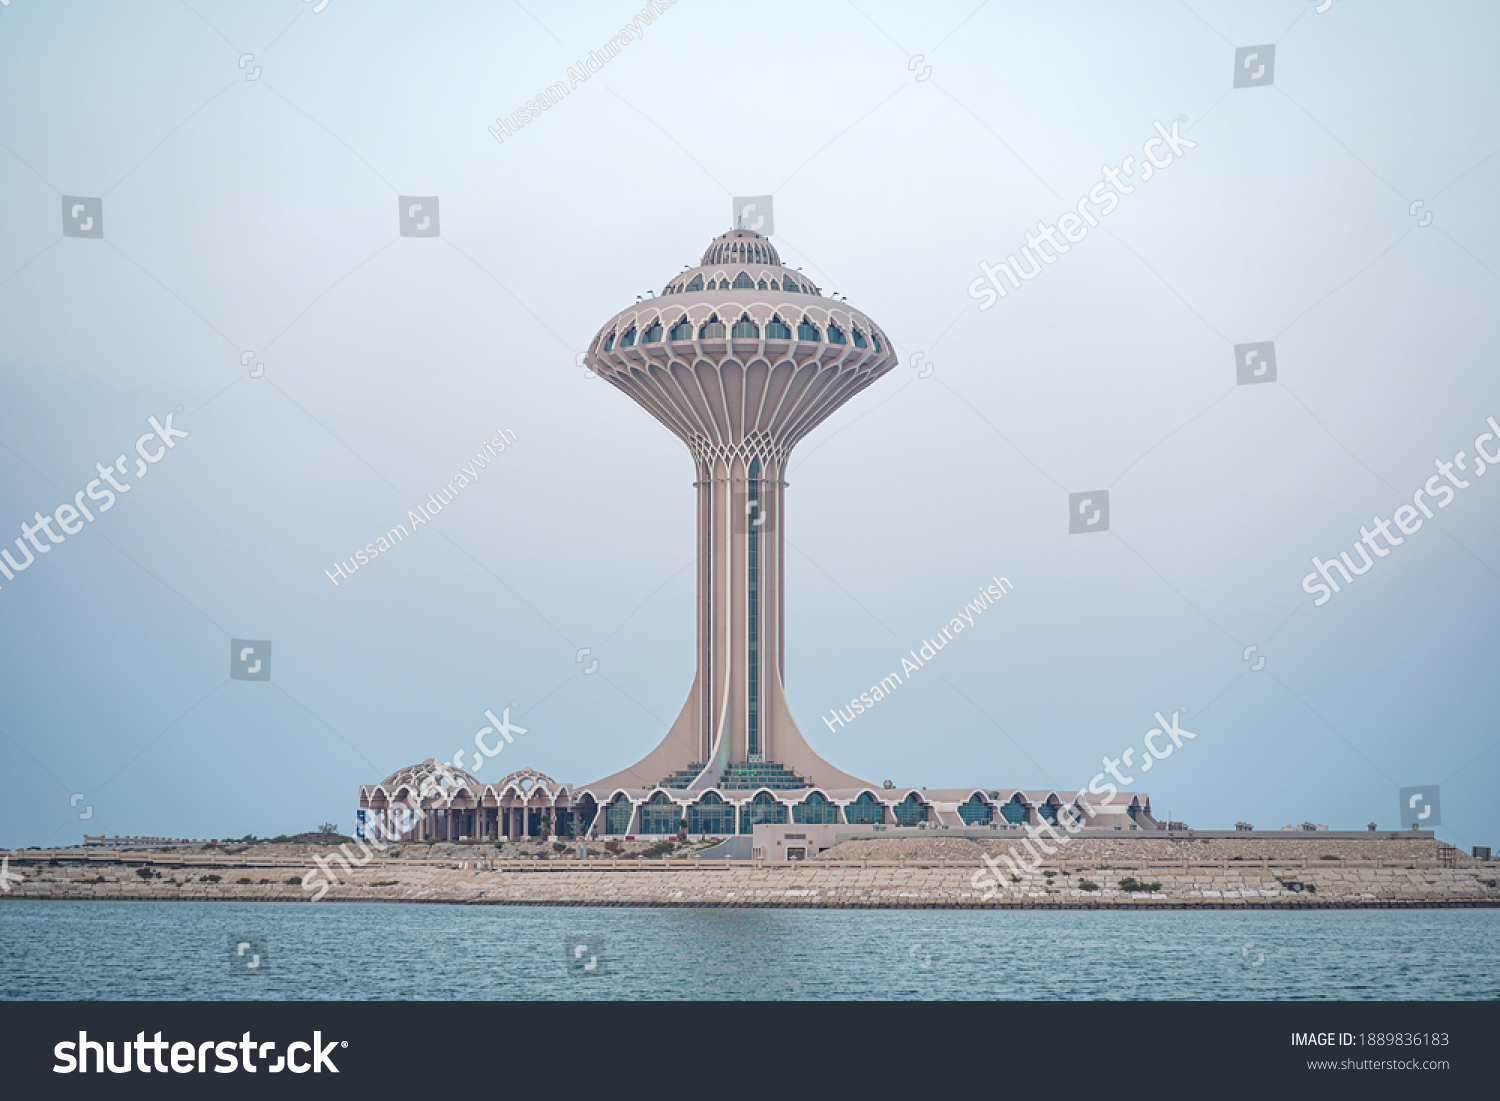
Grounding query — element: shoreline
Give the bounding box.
[6,893,1498,910]
[5,835,1497,911]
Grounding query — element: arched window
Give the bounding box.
[1037,801,1059,825]
[739,791,787,833]
[619,326,637,347]
[687,791,735,835]
[765,315,791,340]
[731,314,760,338]
[957,794,993,825]
[1000,795,1029,825]
[797,317,820,341]
[732,271,754,289]
[604,794,633,835]
[794,792,838,824]
[826,323,847,345]
[843,792,886,825]
[638,791,681,834]
[685,274,703,292]
[872,332,883,353]
[669,317,693,341]
[852,329,868,349]
[892,793,928,826]
[781,277,800,293]
[602,333,615,352]
[757,278,767,289]
[642,319,663,343]
[698,315,726,339]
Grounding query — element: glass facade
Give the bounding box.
[605,795,634,835]
[892,793,928,826]
[746,457,761,761]
[793,792,839,824]
[844,792,886,825]
[638,791,682,834]
[687,792,735,835]
[958,794,992,825]
[739,791,787,833]
[1000,796,1029,825]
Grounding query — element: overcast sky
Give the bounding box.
[1,0,1497,850]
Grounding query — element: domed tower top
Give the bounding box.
[700,228,782,269]
[584,228,895,467]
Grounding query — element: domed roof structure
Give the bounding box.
[587,228,895,468]
[378,757,480,794]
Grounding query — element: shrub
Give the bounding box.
[258,879,270,885]
[1079,880,1100,891]
[368,880,399,887]
[552,842,567,853]
[285,876,301,885]
[235,877,252,885]
[134,867,154,880]
[1117,876,1161,893]
[604,840,621,854]
[1320,854,1340,860]
[203,874,221,884]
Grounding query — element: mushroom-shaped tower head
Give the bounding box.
[580,227,898,794]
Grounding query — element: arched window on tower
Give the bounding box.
[797,317,820,341]
[826,323,847,345]
[731,314,760,338]
[603,333,615,352]
[642,319,663,343]
[872,332,883,353]
[687,791,735,834]
[794,792,839,825]
[732,271,754,289]
[781,277,800,293]
[669,317,693,341]
[739,791,786,833]
[698,315,726,339]
[619,326,637,347]
[957,794,993,825]
[765,315,791,340]
[604,794,634,835]
[892,793,929,826]
[757,278,767,289]
[638,791,680,834]
[685,274,704,292]
[852,329,868,349]
[843,792,886,825]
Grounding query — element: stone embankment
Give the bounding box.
[3,838,1495,908]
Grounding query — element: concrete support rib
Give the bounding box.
[580,228,897,793]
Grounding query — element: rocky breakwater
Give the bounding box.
[3,838,1496,908]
